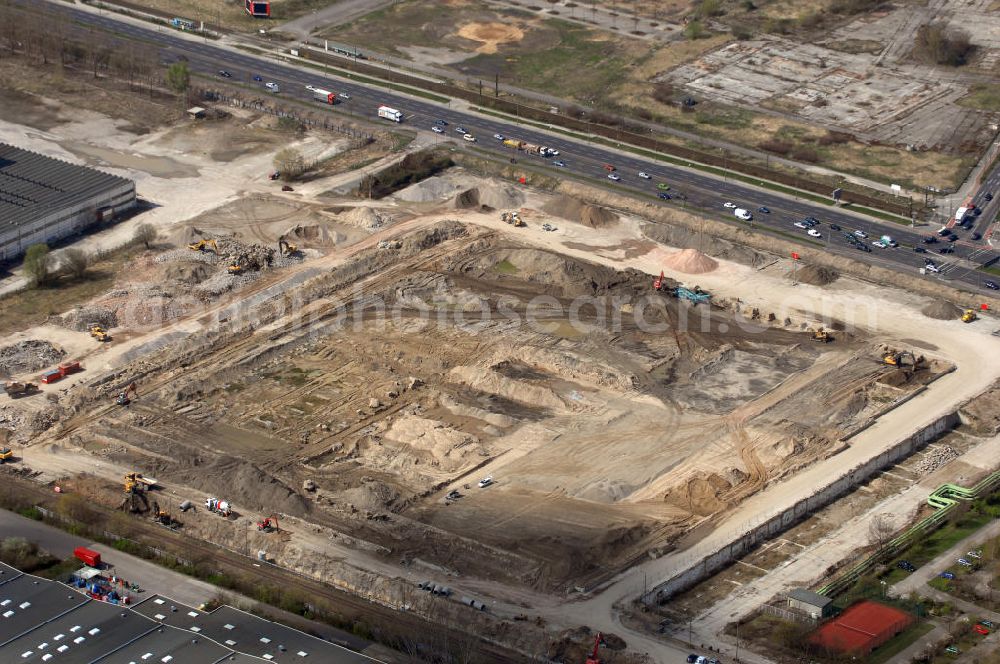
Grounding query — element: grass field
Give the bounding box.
[958,84,1000,112]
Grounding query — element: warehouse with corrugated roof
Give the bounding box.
[0,143,136,262]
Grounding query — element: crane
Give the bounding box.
[116,382,138,406]
[585,632,605,664]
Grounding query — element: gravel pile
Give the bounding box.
[0,340,66,376]
[912,445,960,474]
[59,306,118,332]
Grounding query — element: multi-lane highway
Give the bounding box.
[29,0,1000,294]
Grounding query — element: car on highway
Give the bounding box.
[807,229,822,238]
[758,206,770,214]
[455,126,467,134]
[923,236,938,244]
[462,133,476,142]
[218,70,232,78]
[305,84,316,91]
[723,202,737,208]
[986,192,994,201]
[804,216,819,224]
[735,209,753,221]
[794,222,808,229]
[548,148,560,156]
[493,133,504,141]
[939,246,955,254]
[431,126,444,134]
[658,193,672,200]
[638,171,652,179]
[854,230,868,238]
[925,264,940,273]
[829,224,841,231]
[553,160,566,167]
[608,173,621,181]
[914,247,927,253]
[939,571,955,580]
[657,183,671,191]
[974,624,990,635]
[947,234,959,242]
[872,240,887,248]
[986,281,999,290]
[252,74,263,81]
[856,243,872,252]
[939,226,952,236]
[435,119,448,125]
[339,92,351,100]
[265,81,280,92]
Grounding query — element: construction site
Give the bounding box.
[2,30,1000,663]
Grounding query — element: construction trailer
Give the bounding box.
[245,0,270,17]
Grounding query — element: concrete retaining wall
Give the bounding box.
[643,410,960,605]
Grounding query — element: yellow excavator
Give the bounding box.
[962,309,977,323]
[883,350,924,368]
[278,238,298,256]
[227,264,243,275]
[500,211,526,227]
[188,238,219,253]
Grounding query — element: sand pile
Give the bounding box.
[542,195,618,227]
[661,248,718,274]
[158,457,311,516]
[0,340,66,376]
[921,300,962,320]
[793,265,839,286]
[337,207,389,230]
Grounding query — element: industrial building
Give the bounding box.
[0,143,136,263]
[786,588,833,618]
[0,562,378,663]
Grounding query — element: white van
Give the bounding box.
[734,208,753,221]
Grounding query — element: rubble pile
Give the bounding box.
[0,340,66,376]
[912,445,960,474]
[59,306,118,332]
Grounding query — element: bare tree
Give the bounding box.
[61,248,89,280]
[868,513,896,554]
[133,223,157,249]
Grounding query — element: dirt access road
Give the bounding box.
[275,0,396,39]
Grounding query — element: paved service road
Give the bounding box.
[24,0,999,294]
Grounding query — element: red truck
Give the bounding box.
[74,546,102,568]
[39,361,83,384]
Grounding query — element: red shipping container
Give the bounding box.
[74,546,101,568]
[40,371,63,384]
[58,361,82,376]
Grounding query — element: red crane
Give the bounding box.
[653,271,666,291]
[585,632,605,664]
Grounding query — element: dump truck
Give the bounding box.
[0,447,13,463]
[962,309,977,323]
[89,324,111,343]
[377,105,402,122]
[811,328,832,343]
[311,88,337,104]
[502,139,523,149]
[520,142,542,155]
[5,381,39,398]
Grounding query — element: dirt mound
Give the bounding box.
[793,264,839,286]
[661,248,718,274]
[336,479,402,512]
[159,457,310,517]
[336,207,389,230]
[284,223,333,245]
[455,188,481,209]
[663,473,731,515]
[162,262,211,284]
[542,195,618,227]
[456,22,525,54]
[0,340,66,377]
[921,300,962,320]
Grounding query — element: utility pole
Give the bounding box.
[495,73,499,98]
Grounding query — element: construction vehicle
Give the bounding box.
[123,472,156,494]
[188,238,219,253]
[278,238,298,255]
[116,382,138,406]
[502,138,523,150]
[883,350,925,368]
[674,286,711,304]
[227,264,244,275]
[89,324,111,343]
[585,632,605,664]
[653,271,668,291]
[150,501,178,528]
[811,327,832,343]
[962,309,977,323]
[500,211,526,227]
[0,447,13,464]
[4,381,39,398]
[257,515,279,532]
[205,497,232,517]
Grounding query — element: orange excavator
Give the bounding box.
[257,515,279,533]
[585,632,605,664]
[653,271,667,291]
[116,382,138,407]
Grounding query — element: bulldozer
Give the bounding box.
[89,324,111,343]
[811,327,833,343]
[962,309,978,323]
[188,238,219,253]
[0,447,13,464]
[227,264,243,275]
[278,238,298,256]
[5,381,39,398]
[500,211,526,227]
